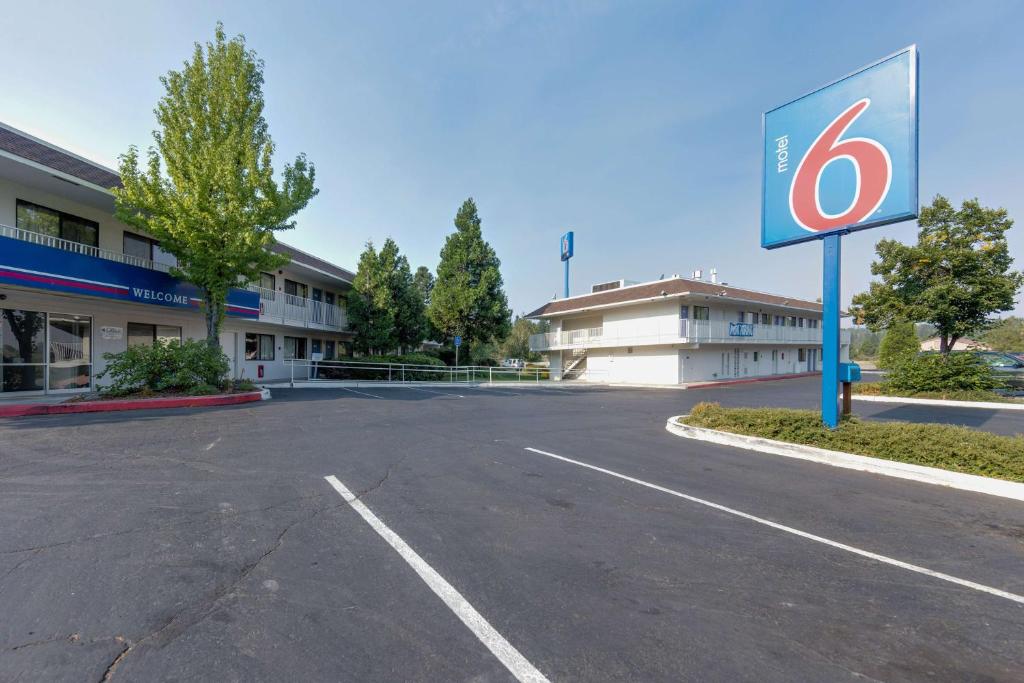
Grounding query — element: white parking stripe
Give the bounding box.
[403,386,465,398]
[341,387,384,399]
[323,475,550,682]
[523,447,1024,606]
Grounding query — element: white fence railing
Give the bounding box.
[247,285,349,332]
[284,359,553,386]
[0,223,173,273]
[530,319,846,351]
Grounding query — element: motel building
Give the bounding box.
[0,122,355,396]
[527,275,851,385]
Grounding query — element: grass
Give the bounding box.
[854,382,1023,403]
[679,402,1024,483]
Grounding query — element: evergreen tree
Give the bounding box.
[393,252,426,353]
[413,266,435,307]
[348,239,426,354]
[428,198,512,345]
[851,195,1023,354]
[878,321,920,370]
[115,24,317,349]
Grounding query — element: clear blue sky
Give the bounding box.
[3,1,1022,318]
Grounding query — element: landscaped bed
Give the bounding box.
[853,382,1023,404]
[679,402,1024,483]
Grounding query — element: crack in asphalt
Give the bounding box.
[0,491,331,557]
[98,500,343,681]
[353,455,409,500]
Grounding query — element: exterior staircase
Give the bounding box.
[562,349,588,380]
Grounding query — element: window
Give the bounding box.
[284,336,307,360]
[17,200,98,248]
[679,305,689,319]
[753,351,759,362]
[799,349,807,362]
[693,306,710,321]
[47,314,91,390]
[789,316,798,327]
[127,323,181,347]
[1,309,92,393]
[798,317,805,328]
[750,312,759,325]
[284,279,308,300]
[260,272,276,291]
[774,315,783,326]
[325,292,336,307]
[738,311,745,323]
[245,333,274,361]
[123,232,176,267]
[808,319,819,329]
[324,340,336,360]
[761,313,770,325]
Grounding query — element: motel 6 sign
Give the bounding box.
[762,46,918,249]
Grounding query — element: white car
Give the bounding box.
[502,358,525,369]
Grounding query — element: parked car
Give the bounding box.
[501,358,525,369]
[973,351,1024,390]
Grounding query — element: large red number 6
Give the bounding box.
[789,98,892,232]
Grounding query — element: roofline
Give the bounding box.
[0,147,116,197]
[529,290,823,319]
[552,275,821,309]
[275,241,356,283]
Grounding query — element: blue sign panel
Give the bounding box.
[762,46,918,249]
[728,322,754,337]
[560,231,574,262]
[0,235,259,318]
[453,335,462,347]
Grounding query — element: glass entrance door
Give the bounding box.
[1,309,92,394]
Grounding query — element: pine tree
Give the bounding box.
[349,239,425,355]
[115,23,317,348]
[428,198,511,345]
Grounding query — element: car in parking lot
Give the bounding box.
[501,358,525,369]
[974,351,1024,390]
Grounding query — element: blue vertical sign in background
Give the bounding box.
[761,46,918,427]
[560,231,574,298]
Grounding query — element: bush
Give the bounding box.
[886,352,1004,394]
[877,321,919,369]
[97,339,230,396]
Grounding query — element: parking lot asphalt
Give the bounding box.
[1,380,1023,682]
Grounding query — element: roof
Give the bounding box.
[0,122,121,190]
[526,277,823,318]
[270,242,355,283]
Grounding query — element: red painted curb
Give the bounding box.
[686,371,821,390]
[0,391,264,418]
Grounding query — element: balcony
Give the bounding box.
[246,285,350,332]
[0,223,173,273]
[530,319,848,351]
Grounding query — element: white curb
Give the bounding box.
[853,394,1024,411]
[666,416,1024,502]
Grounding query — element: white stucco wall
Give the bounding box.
[586,346,679,385]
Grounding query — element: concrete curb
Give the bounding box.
[685,372,820,390]
[665,416,1024,502]
[0,390,268,418]
[853,394,1024,411]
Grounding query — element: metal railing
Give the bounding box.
[284,358,552,386]
[530,320,846,351]
[0,223,174,273]
[246,284,350,331]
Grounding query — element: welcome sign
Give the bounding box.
[762,46,918,249]
[0,234,260,318]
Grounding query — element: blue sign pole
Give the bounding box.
[560,231,574,298]
[822,234,842,428]
[564,258,569,299]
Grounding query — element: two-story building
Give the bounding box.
[527,276,851,385]
[0,122,354,395]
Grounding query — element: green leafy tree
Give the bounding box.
[982,317,1024,352]
[428,198,512,345]
[878,321,920,370]
[851,195,1023,354]
[114,24,317,349]
[502,316,541,361]
[348,239,425,354]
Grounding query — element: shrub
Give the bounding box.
[97,339,230,396]
[885,352,1004,394]
[877,321,919,369]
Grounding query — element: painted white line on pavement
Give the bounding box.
[523,447,1024,606]
[341,387,384,399]
[403,386,465,398]
[323,475,550,682]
